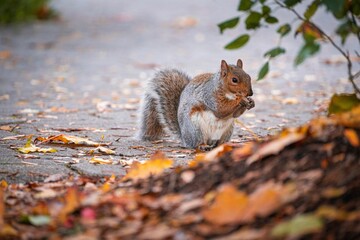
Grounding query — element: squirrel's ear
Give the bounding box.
[237,59,243,69]
[221,60,228,77]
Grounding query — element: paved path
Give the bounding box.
[0,0,354,183]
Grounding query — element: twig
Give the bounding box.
[274,0,360,95]
[234,119,261,141]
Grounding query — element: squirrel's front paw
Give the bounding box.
[246,97,255,110]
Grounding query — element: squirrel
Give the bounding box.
[138,59,254,150]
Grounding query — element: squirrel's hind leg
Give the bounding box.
[138,94,165,141]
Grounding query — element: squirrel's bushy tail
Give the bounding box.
[138,69,190,140]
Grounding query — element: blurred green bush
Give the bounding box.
[0,0,56,24]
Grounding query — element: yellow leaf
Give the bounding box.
[89,157,113,164]
[18,138,57,154]
[0,180,8,189]
[123,153,173,181]
[344,129,359,147]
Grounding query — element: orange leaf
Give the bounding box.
[203,184,251,225]
[58,188,80,223]
[122,153,173,181]
[36,134,108,146]
[203,182,296,225]
[344,129,359,147]
[296,22,324,40]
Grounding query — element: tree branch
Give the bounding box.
[274,0,360,95]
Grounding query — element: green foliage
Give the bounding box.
[219,0,360,90]
[0,0,55,24]
[264,47,286,58]
[277,24,291,37]
[225,34,250,49]
[218,17,240,34]
[328,94,360,114]
[258,61,269,80]
[271,214,323,238]
[245,11,262,29]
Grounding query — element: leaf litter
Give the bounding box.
[0,107,359,239]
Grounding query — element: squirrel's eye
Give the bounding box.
[232,77,239,83]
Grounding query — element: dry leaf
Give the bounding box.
[203,184,250,225]
[89,157,113,164]
[36,134,108,146]
[123,154,173,181]
[203,182,295,225]
[0,125,14,131]
[343,129,359,147]
[88,146,115,155]
[247,132,304,164]
[18,137,57,154]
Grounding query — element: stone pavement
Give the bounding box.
[0,0,354,183]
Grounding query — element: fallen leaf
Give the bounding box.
[0,94,10,101]
[138,224,175,240]
[1,135,27,141]
[87,146,115,155]
[202,184,250,225]
[123,154,173,181]
[0,50,11,60]
[45,106,78,113]
[213,228,265,240]
[18,137,57,154]
[36,134,108,146]
[271,214,323,238]
[321,187,346,198]
[315,205,360,221]
[89,157,113,164]
[203,182,295,225]
[282,97,299,105]
[247,132,304,164]
[344,129,359,147]
[0,125,15,131]
[27,215,51,226]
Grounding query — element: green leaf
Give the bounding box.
[238,0,254,11]
[336,20,360,45]
[257,61,269,80]
[218,17,240,34]
[328,93,360,114]
[245,11,262,29]
[262,5,271,15]
[284,0,303,7]
[22,215,51,226]
[294,41,320,66]
[265,16,278,24]
[304,1,319,20]
[225,34,250,49]
[271,214,323,238]
[277,24,291,37]
[323,0,346,19]
[264,47,286,58]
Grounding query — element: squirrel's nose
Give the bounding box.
[248,88,253,96]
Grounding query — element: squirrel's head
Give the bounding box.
[220,59,253,97]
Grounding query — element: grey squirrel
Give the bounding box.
[138,59,254,150]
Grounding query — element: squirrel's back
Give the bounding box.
[138,69,190,140]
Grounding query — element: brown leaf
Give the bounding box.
[138,224,175,240]
[247,132,304,164]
